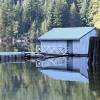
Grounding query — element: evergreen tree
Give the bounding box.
[15,2,23,36]
[0,0,99,38]
[69,2,82,27]
[48,1,63,29]
[60,2,69,27]
[22,0,44,36]
[88,0,100,33]
[0,0,14,35]
[80,0,89,26]
[48,2,57,29]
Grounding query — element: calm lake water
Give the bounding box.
[0,43,100,100]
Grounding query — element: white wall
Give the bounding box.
[73,29,96,75]
[80,29,96,54]
[73,40,80,54]
[73,29,96,54]
[40,41,67,54]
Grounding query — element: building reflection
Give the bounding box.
[0,53,98,100]
[0,61,92,100]
[37,57,88,82]
[0,52,89,83]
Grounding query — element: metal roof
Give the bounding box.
[39,27,95,40]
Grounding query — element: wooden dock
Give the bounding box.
[0,52,88,60]
[0,52,88,63]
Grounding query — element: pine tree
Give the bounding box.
[0,0,98,37]
[48,1,63,29]
[80,0,89,26]
[0,0,14,35]
[60,2,69,27]
[15,2,23,37]
[69,2,82,27]
[88,0,100,34]
[48,2,57,29]
[22,0,44,36]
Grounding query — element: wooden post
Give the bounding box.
[92,37,100,66]
[88,37,100,96]
[88,37,95,66]
[88,37,96,73]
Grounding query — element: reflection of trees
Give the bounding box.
[0,62,94,100]
[0,42,36,52]
[0,43,15,51]
[0,61,40,99]
[88,65,100,99]
[13,42,36,52]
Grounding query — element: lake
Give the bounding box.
[0,42,99,100]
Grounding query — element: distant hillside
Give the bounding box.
[0,0,99,37]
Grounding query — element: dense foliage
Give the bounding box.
[0,0,100,37]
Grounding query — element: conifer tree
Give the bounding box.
[88,0,100,34]
[80,0,89,26]
[0,0,14,35]
[69,2,82,27]
[60,2,69,27]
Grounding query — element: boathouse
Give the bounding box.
[39,27,96,54]
[38,27,96,76]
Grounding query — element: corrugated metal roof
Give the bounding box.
[39,27,95,40]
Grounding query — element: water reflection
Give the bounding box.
[0,42,36,52]
[37,57,88,82]
[40,70,88,82]
[0,43,99,100]
[0,61,92,100]
[88,65,100,99]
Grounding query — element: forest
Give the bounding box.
[0,0,100,38]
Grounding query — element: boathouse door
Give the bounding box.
[67,41,73,70]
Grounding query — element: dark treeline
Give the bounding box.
[0,0,100,38]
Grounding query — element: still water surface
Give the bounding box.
[0,43,99,100]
